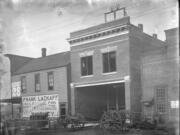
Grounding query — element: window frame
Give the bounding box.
[155,86,168,114]
[47,71,54,90]
[35,73,41,92]
[102,51,117,73]
[81,55,93,76]
[21,76,26,93]
[60,103,66,118]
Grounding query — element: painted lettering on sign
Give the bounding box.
[22,94,59,118]
[12,81,21,97]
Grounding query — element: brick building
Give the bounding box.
[8,49,71,119]
[68,10,179,122]
[141,27,179,124]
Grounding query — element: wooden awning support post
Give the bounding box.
[106,89,110,111]
[115,88,119,111]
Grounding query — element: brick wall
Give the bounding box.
[71,34,130,84]
[141,27,179,123]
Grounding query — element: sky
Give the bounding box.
[0,0,179,58]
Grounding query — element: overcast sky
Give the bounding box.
[0,0,179,57]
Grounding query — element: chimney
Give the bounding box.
[138,24,143,32]
[41,48,46,57]
[153,33,157,39]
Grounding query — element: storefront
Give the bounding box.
[75,82,125,120]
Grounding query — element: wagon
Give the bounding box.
[100,110,140,133]
[62,114,86,131]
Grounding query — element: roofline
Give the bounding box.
[32,51,70,59]
[5,51,70,59]
[70,16,130,38]
[5,54,35,59]
[130,24,166,43]
[13,63,70,76]
[164,27,179,32]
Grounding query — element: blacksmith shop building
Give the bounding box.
[68,8,179,122]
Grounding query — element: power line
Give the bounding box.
[12,4,176,38]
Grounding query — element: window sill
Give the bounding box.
[102,71,117,75]
[80,75,94,78]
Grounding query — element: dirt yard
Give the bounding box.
[25,126,170,135]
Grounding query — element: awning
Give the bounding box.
[75,79,125,88]
[0,97,21,104]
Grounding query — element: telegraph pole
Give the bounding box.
[104,6,127,23]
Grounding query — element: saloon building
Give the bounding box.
[8,49,71,119]
[68,8,179,123]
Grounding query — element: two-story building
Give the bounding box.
[68,8,178,122]
[9,49,71,119]
[141,27,179,124]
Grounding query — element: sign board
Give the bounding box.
[12,81,21,97]
[171,100,179,109]
[22,94,59,118]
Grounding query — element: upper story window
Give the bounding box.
[102,51,116,73]
[35,73,40,92]
[81,56,93,76]
[156,88,165,100]
[48,72,54,90]
[21,76,26,93]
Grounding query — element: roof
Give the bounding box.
[13,51,70,75]
[5,54,34,75]
[0,97,21,104]
[70,16,130,38]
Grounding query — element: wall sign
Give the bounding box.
[12,81,21,97]
[22,94,59,118]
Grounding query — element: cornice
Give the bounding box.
[68,25,129,46]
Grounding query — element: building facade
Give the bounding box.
[0,42,11,120]
[10,49,71,119]
[141,27,179,124]
[68,12,179,122]
[5,54,34,119]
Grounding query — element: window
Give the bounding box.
[21,76,26,93]
[156,88,165,100]
[103,51,116,73]
[81,56,93,76]
[35,73,40,92]
[60,103,66,118]
[48,72,54,90]
[157,103,166,113]
[155,87,167,113]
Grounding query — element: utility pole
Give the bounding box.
[104,6,127,23]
